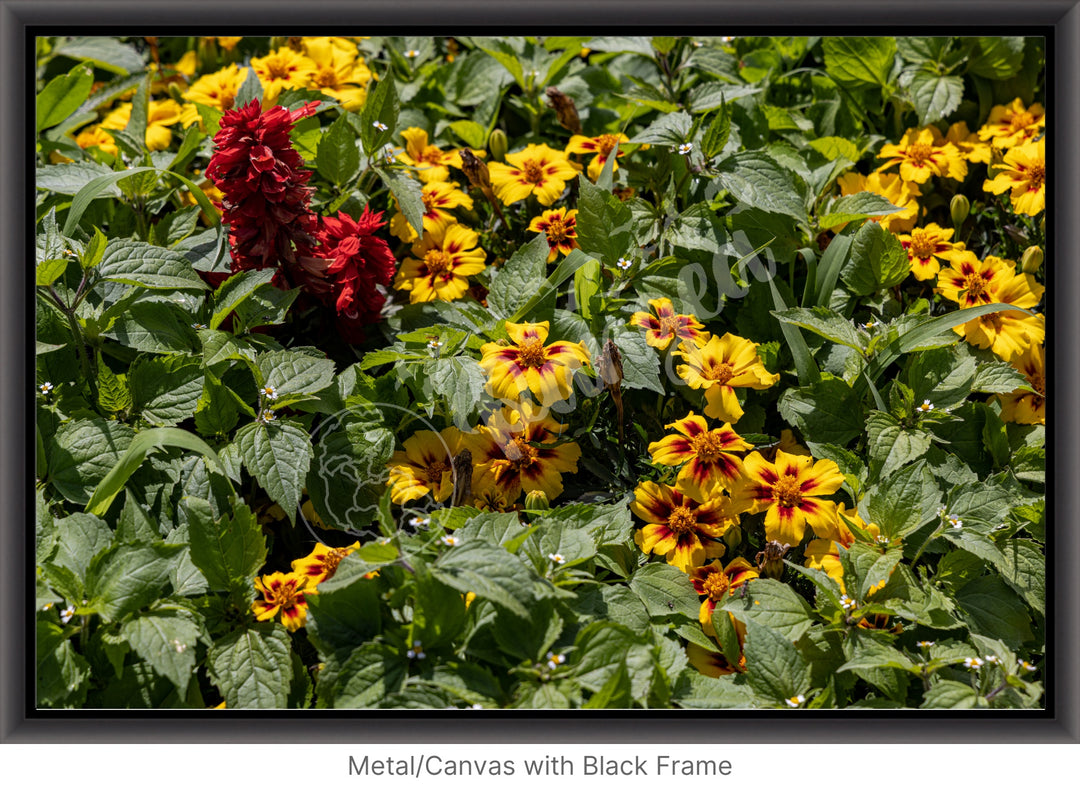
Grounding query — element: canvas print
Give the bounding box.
[33,35,1046,709]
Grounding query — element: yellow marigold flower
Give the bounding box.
[478,321,590,407]
[983,138,1046,216]
[466,404,581,505]
[999,344,1045,425]
[251,47,317,104]
[397,127,483,184]
[386,427,466,505]
[937,251,1015,308]
[813,503,879,547]
[777,429,810,457]
[101,99,183,151]
[896,223,965,281]
[978,98,1045,150]
[394,224,487,304]
[804,538,846,588]
[252,572,316,632]
[389,181,473,243]
[731,450,845,547]
[291,542,362,586]
[946,121,991,164]
[75,125,118,158]
[473,486,513,512]
[629,297,708,351]
[876,127,967,184]
[183,63,248,111]
[488,143,579,206]
[648,412,752,501]
[565,132,629,181]
[836,171,922,233]
[178,103,203,130]
[687,637,745,677]
[675,333,779,424]
[690,558,759,635]
[217,36,243,51]
[302,36,372,111]
[527,208,579,262]
[174,50,198,77]
[631,481,737,573]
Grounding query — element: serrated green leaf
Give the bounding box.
[122,612,199,692]
[184,497,267,593]
[235,420,313,522]
[487,233,549,320]
[823,37,896,87]
[908,70,963,126]
[862,461,941,539]
[843,221,908,295]
[628,562,701,620]
[429,540,536,618]
[255,350,336,398]
[84,543,182,622]
[722,579,815,642]
[96,239,205,290]
[208,625,292,709]
[742,619,811,704]
[316,112,361,185]
[717,151,808,224]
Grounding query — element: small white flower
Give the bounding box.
[616,257,633,270]
[59,605,75,624]
[677,142,693,155]
[407,641,425,659]
[373,121,388,131]
[916,399,935,413]
[172,639,187,654]
[39,382,54,395]
[947,514,963,529]
[875,534,891,545]
[985,655,1001,665]
[408,516,430,529]
[261,385,278,400]
[191,323,207,330]
[720,36,736,44]
[784,694,806,707]
[964,657,984,670]
[405,49,420,58]
[916,640,935,649]
[439,535,460,547]
[383,143,396,163]
[548,553,566,565]
[692,41,704,48]
[426,339,442,355]
[1019,660,1036,673]
[546,652,566,670]
[840,594,856,610]
[41,602,54,611]
[468,703,483,709]
[261,409,276,423]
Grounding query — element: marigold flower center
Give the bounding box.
[521,158,544,184]
[1029,371,1045,396]
[425,460,447,483]
[907,142,934,164]
[658,315,680,338]
[421,146,444,166]
[1011,111,1035,131]
[691,431,724,462]
[313,67,338,88]
[702,570,730,600]
[505,435,538,465]
[668,505,697,536]
[703,361,735,384]
[909,230,937,260]
[773,474,803,509]
[545,217,568,241]
[321,548,349,579]
[423,250,452,277]
[962,273,990,300]
[517,339,548,369]
[270,580,300,607]
[596,133,621,158]
[264,59,296,81]
[1028,163,1045,189]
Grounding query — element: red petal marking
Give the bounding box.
[784,463,800,478]
[799,476,819,493]
[776,505,795,521]
[754,486,774,501]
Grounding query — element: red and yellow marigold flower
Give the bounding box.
[389,181,474,243]
[394,224,486,304]
[999,344,1045,425]
[877,127,967,183]
[630,298,708,351]
[690,557,759,635]
[101,99,184,151]
[937,252,1015,308]
[466,404,581,504]
[300,36,372,111]
[631,481,741,572]
[487,144,579,206]
[251,47,317,104]
[836,171,922,233]
[183,63,249,111]
[527,208,579,262]
[387,427,466,505]
[75,125,118,158]
[687,635,745,677]
[252,571,316,632]
[478,321,590,407]
[984,138,1046,216]
[813,502,878,547]
[804,538,846,588]
[946,121,991,164]
[648,412,752,500]
[675,333,779,424]
[397,127,483,184]
[896,223,964,281]
[291,542,362,585]
[978,98,1045,150]
[565,132,629,181]
[732,450,845,547]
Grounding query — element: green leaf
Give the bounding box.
[208,625,292,709]
[584,662,634,708]
[359,73,398,155]
[997,538,1044,615]
[742,620,811,704]
[967,37,1025,80]
[471,38,527,87]
[842,221,908,295]
[103,302,198,354]
[818,192,903,230]
[823,37,897,87]
[955,575,1033,650]
[210,269,275,330]
[766,275,820,386]
[426,355,486,429]
[307,411,394,532]
[612,325,662,394]
[54,36,144,74]
[630,110,692,146]
[814,232,853,306]
[429,540,537,618]
[377,167,425,240]
[121,611,200,692]
[235,420,314,521]
[722,579,816,642]
[37,63,95,132]
[866,411,933,477]
[37,619,89,707]
[572,621,656,701]
[255,350,336,398]
[50,418,137,504]
[778,374,863,446]
[701,103,731,159]
[316,112,361,186]
[971,359,1027,394]
[85,427,227,516]
[96,239,205,290]
[487,234,549,320]
[331,642,407,708]
[921,680,980,709]
[576,178,635,266]
[84,543,182,622]
[61,166,157,236]
[184,497,267,593]
[233,67,263,109]
[36,259,69,287]
[305,576,382,660]
[862,461,941,539]
[52,513,113,581]
[131,356,204,427]
[908,70,963,126]
[628,562,702,620]
[717,151,808,224]
[772,306,865,352]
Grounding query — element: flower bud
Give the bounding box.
[723,524,742,550]
[488,129,508,163]
[950,194,970,228]
[1021,245,1044,274]
[544,87,582,135]
[754,540,791,580]
[524,490,550,512]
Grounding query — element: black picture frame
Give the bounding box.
[4,1,1077,742]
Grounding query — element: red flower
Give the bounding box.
[311,208,397,342]
[206,99,321,275]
